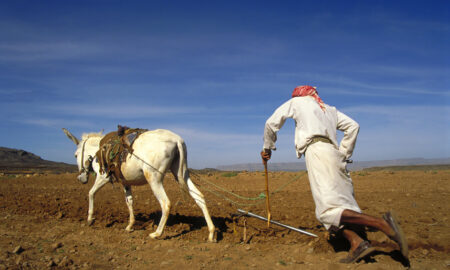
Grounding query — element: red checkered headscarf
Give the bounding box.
[292,85,325,111]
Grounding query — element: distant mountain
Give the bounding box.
[347,158,450,171]
[217,162,307,172]
[0,147,77,173]
[217,158,450,171]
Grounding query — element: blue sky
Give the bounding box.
[1,1,449,169]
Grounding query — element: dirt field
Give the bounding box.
[0,168,449,269]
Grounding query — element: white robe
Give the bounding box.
[263,96,361,230]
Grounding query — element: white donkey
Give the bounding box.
[63,128,215,242]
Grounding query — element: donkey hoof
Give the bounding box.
[207,232,217,243]
[87,218,95,226]
[125,227,134,233]
[207,238,217,243]
[149,232,162,239]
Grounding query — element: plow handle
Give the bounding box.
[263,159,271,227]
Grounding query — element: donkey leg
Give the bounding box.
[124,186,135,232]
[87,176,109,226]
[186,178,216,242]
[148,173,171,239]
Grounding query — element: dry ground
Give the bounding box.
[0,169,449,269]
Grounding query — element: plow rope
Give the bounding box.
[189,171,307,207]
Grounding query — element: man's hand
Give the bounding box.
[260,149,272,163]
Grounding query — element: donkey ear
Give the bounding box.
[62,128,80,145]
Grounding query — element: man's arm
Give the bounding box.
[336,110,360,159]
[262,100,294,154]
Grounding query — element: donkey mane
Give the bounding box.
[81,132,103,141]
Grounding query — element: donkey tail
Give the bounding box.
[174,139,190,193]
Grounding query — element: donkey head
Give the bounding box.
[63,128,102,184]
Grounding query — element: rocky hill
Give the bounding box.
[0,147,77,174]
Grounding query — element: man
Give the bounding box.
[261,85,408,263]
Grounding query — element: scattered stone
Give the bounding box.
[12,245,24,255]
[43,256,52,262]
[47,260,56,267]
[52,242,63,250]
[58,256,73,267]
[160,261,171,266]
[15,255,23,265]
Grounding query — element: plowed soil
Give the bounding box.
[0,169,449,269]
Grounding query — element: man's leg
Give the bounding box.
[341,228,364,252]
[340,209,394,237]
[340,209,409,259]
[338,225,375,263]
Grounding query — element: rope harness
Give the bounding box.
[189,170,307,208]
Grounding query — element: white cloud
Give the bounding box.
[0,42,103,62]
[342,104,450,160]
[19,118,95,128]
[46,104,207,118]
[343,104,450,120]
[169,127,260,145]
[272,72,449,97]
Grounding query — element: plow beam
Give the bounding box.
[237,209,318,238]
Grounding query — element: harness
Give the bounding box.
[79,138,94,175]
[95,127,148,182]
